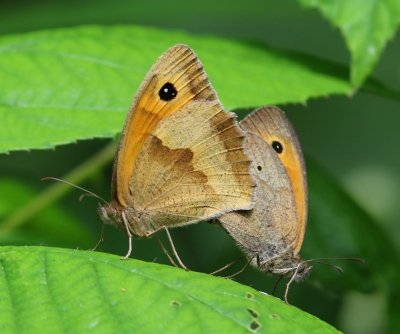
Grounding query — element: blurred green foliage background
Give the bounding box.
[0,1,399,333]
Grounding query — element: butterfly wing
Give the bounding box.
[219,106,307,259]
[244,106,308,253]
[112,45,216,207]
[112,44,255,230]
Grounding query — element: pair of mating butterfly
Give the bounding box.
[98,44,309,300]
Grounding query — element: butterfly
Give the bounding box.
[99,44,256,260]
[218,106,309,300]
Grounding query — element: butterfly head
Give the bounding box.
[255,247,311,282]
[98,202,120,226]
[97,200,133,231]
[290,257,312,282]
[269,254,312,304]
[98,202,155,238]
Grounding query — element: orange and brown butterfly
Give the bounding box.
[218,106,309,299]
[99,44,256,258]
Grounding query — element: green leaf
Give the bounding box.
[302,159,400,325]
[388,284,400,332]
[0,246,340,334]
[0,178,93,247]
[299,0,400,87]
[0,25,352,154]
[288,158,400,331]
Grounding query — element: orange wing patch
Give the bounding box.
[113,45,217,207]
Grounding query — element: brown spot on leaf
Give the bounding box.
[246,292,255,300]
[170,300,181,308]
[269,313,280,320]
[247,308,258,318]
[249,320,261,332]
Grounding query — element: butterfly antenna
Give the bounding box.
[42,176,110,208]
[281,257,364,304]
[79,193,96,202]
[303,257,365,271]
[308,260,344,274]
[303,257,365,264]
[300,257,365,276]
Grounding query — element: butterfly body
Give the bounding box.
[100,45,255,240]
[219,106,309,280]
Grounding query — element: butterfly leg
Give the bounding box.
[209,257,241,275]
[91,220,106,251]
[146,226,188,271]
[272,275,285,297]
[284,265,301,304]
[222,254,256,279]
[155,236,179,267]
[121,212,133,259]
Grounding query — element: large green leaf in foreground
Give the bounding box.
[0,246,340,334]
[0,25,351,153]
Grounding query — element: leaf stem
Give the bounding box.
[0,141,116,233]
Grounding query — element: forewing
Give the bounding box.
[112,45,219,207]
[131,101,255,228]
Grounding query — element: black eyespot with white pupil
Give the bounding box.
[159,82,177,101]
[272,140,283,154]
